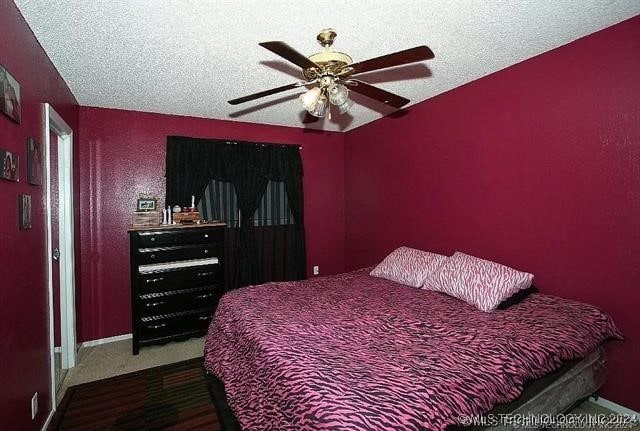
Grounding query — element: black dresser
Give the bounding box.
[129,223,226,354]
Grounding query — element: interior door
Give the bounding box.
[45,104,76,406]
[49,131,65,392]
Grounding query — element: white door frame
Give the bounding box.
[44,103,76,409]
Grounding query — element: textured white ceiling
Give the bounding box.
[14,0,640,132]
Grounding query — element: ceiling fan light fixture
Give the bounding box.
[327,83,349,106]
[307,94,329,117]
[337,98,354,114]
[299,87,322,111]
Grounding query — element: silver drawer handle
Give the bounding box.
[146,277,165,284]
[203,249,209,254]
[149,254,156,259]
[147,323,167,329]
[198,316,211,321]
[145,301,165,307]
[196,293,214,299]
[204,234,209,238]
[150,237,156,242]
[196,271,214,277]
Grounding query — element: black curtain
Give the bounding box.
[165,136,306,289]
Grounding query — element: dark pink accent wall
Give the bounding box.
[0,2,79,430]
[344,16,640,409]
[77,107,345,341]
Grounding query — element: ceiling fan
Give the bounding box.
[228,28,434,119]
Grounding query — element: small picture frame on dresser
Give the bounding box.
[136,197,157,211]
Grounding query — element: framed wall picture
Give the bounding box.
[19,194,32,230]
[0,64,21,124]
[1,149,19,182]
[27,138,42,185]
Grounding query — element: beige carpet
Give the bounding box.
[57,336,205,403]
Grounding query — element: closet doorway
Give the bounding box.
[44,103,77,404]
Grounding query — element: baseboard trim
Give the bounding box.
[41,408,55,431]
[590,396,639,417]
[80,333,132,348]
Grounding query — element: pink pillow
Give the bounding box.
[424,252,533,312]
[370,247,447,288]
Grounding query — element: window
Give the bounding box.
[197,180,240,226]
[198,179,294,227]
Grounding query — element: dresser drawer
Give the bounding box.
[138,266,222,292]
[137,243,222,264]
[137,228,224,248]
[139,310,214,341]
[138,286,221,317]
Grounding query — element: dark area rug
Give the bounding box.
[49,357,223,431]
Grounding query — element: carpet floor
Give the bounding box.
[48,357,219,431]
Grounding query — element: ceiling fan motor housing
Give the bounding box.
[303,29,353,80]
[304,51,352,80]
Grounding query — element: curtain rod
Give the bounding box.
[224,141,302,150]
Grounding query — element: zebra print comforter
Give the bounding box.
[204,268,622,431]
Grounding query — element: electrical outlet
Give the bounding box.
[31,392,38,419]
[313,265,319,276]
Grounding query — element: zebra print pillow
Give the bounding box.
[370,246,447,287]
[424,252,533,312]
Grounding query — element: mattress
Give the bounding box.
[204,269,621,431]
[205,348,606,431]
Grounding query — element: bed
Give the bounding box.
[203,268,622,431]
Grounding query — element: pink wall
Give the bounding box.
[0,2,79,430]
[77,107,345,341]
[344,16,640,410]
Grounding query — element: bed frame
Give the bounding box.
[454,347,606,430]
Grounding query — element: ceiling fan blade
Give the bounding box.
[228,82,304,105]
[346,79,410,109]
[259,41,320,70]
[345,46,434,76]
